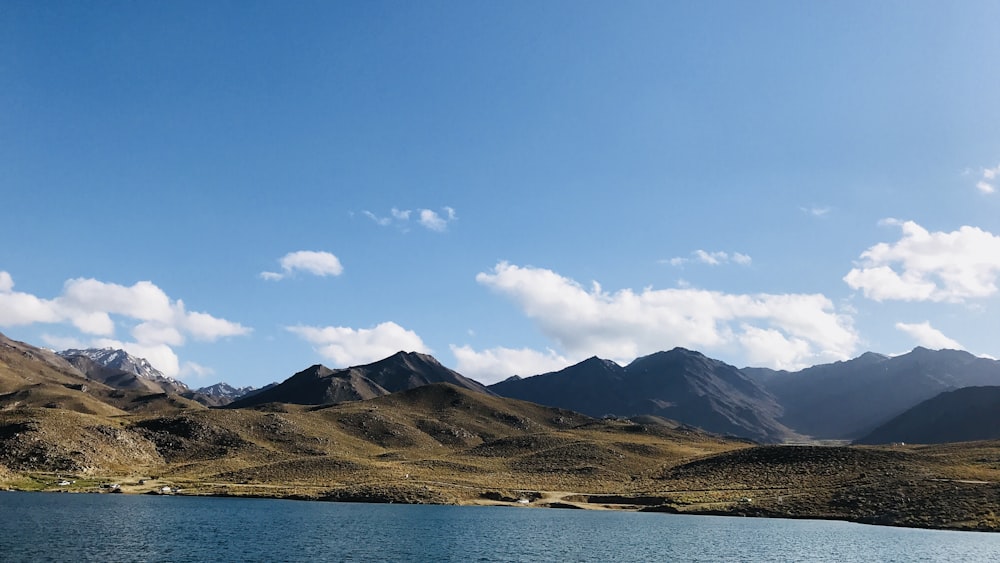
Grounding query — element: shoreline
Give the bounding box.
[4,481,998,534]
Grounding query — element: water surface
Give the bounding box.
[2,491,998,562]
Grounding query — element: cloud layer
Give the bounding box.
[474,261,857,372]
[287,321,429,367]
[0,272,250,377]
[261,250,343,281]
[844,220,1000,302]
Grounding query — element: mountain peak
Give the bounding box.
[229,351,491,409]
[579,356,621,369]
[57,347,181,386]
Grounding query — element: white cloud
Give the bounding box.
[362,206,456,232]
[362,210,392,226]
[844,220,1000,302]
[664,250,752,267]
[732,252,752,266]
[260,250,343,281]
[286,321,430,367]
[476,262,857,370]
[0,272,250,378]
[449,344,572,385]
[694,250,727,265]
[976,164,1000,194]
[895,321,964,350]
[0,271,13,293]
[418,207,457,232]
[0,273,62,326]
[737,325,813,370]
[182,310,251,341]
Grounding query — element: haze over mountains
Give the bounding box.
[5,330,1000,444]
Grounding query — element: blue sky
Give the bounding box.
[3,1,1000,387]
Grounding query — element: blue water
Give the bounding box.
[2,491,999,562]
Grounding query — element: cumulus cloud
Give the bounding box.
[0,272,62,326]
[362,206,456,232]
[843,220,1000,302]
[0,271,250,377]
[450,344,571,385]
[287,321,429,367]
[665,250,752,267]
[260,250,343,281]
[476,262,857,370]
[895,321,963,350]
[976,164,999,194]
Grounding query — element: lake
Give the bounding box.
[2,491,999,562]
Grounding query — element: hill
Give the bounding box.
[857,386,1000,445]
[0,332,126,416]
[749,348,1000,439]
[229,351,492,409]
[490,348,797,443]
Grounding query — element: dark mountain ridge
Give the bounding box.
[857,386,1000,445]
[748,347,1000,439]
[490,348,797,443]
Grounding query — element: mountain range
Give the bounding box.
[6,330,1000,443]
[7,329,1000,531]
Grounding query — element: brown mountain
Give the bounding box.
[0,332,206,416]
[490,348,797,443]
[0,332,125,416]
[228,351,492,409]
